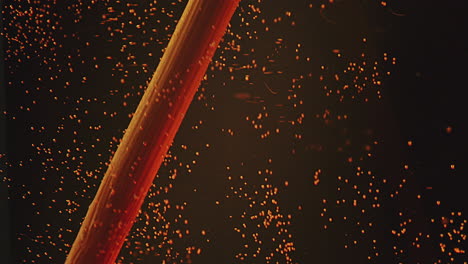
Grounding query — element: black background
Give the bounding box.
[1,0,467,263]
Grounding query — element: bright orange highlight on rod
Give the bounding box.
[65,1,241,263]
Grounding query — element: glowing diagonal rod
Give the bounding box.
[65,1,240,263]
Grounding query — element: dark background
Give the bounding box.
[1,0,467,263]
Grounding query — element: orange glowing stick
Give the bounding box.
[65,1,240,263]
